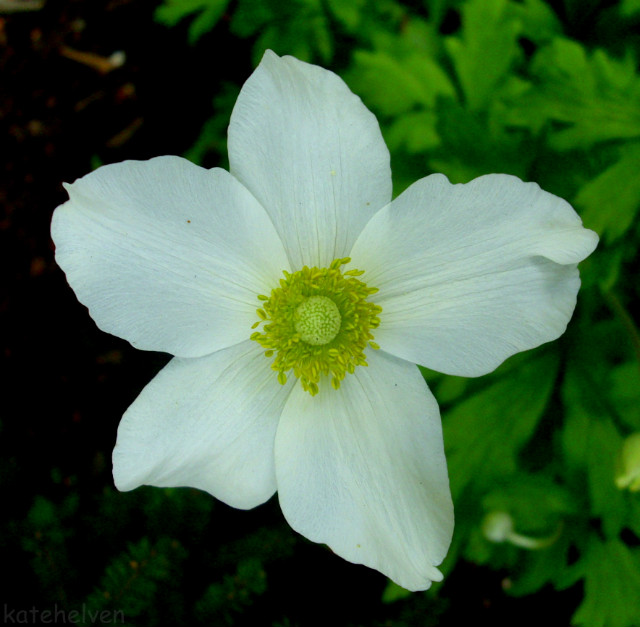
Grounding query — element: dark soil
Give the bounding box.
[1,0,247,608]
[1,0,244,500]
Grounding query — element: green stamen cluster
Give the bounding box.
[250,257,382,395]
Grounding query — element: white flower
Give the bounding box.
[51,50,598,591]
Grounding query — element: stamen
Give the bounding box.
[251,258,381,395]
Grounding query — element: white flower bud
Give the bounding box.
[615,432,640,492]
[482,511,561,550]
[482,511,514,543]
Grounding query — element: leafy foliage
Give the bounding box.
[195,558,267,625]
[569,538,640,627]
[575,142,640,244]
[81,537,186,625]
[506,38,640,150]
[18,488,293,626]
[155,0,231,44]
[443,351,559,500]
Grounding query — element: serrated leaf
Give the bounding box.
[561,363,627,537]
[443,351,559,499]
[229,0,271,37]
[247,0,332,63]
[386,110,440,153]
[571,538,640,627]
[367,14,440,59]
[429,98,533,182]
[348,49,455,117]
[445,0,522,110]
[509,534,573,596]
[155,0,229,42]
[326,0,364,30]
[188,0,231,43]
[574,142,640,244]
[507,38,640,150]
[504,0,562,44]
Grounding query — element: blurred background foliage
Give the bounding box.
[3,0,640,625]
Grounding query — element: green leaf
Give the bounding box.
[27,495,58,528]
[629,498,640,539]
[154,0,230,43]
[195,558,267,624]
[561,363,627,537]
[509,533,574,596]
[348,51,426,116]
[22,495,78,603]
[609,361,640,431]
[154,0,209,27]
[232,0,333,63]
[467,474,577,594]
[574,142,640,244]
[229,0,271,37]
[571,538,640,627]
[503,0,562,45]
[185,83,240,166]
[507,38,640,150]
[620,0,640,17]
[429,98,533,182]
[577,242,627,293]
[82,537,186,623]
[188,0,231,43]
[386,110,440,153]
[443,351,559,499]
[482,475,575,536]
[584,418,625,535]
[381,580,412,603]
[433,373,470,405]
[346,40,456,155]
[347,49,455,117]
[326,0,365,30]
[445,0,522,110]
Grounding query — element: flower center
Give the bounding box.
[294,296,341,346]
[250,257,381,395]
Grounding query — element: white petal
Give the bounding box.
[113,341,293,509]
[275,350,453,590]
[228,50,392,270]
[350,173,599,377]
[52,156,289,357]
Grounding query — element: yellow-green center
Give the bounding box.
[250,257,381,395]
[294,296,341,345]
